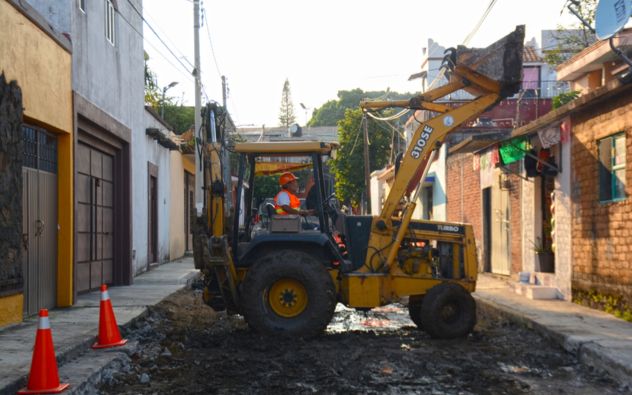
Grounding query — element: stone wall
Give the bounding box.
[571,90,632,305]
[0,74,23,296]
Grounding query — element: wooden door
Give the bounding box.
[491,172,511,275]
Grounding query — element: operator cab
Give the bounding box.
[231,141,346,268]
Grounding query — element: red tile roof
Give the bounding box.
[523,46,542,63]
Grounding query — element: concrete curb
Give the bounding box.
[0,262,200,395]
[475,296,632,388]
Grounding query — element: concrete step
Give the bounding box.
[513,283,559,300]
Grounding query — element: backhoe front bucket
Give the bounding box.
[452,25,525,98]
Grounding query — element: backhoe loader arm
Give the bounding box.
[359,26,524,273]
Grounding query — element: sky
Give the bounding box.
[142,0,580,127]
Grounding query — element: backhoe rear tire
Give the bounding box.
[241,249,337,338]
[421,283,476,339]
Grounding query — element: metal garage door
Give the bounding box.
[21,125,58,316]
[76,143,114,292]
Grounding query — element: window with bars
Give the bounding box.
[599,133,626,202]
[22,125,58,173]
[105,0,116,45]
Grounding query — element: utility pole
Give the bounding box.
[221,75,227,110]
[221,75,231,217]
[363,114,372,214]
[193,0,203,215]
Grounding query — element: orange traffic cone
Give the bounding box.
[18,309,69,394]
[92,284,128,349]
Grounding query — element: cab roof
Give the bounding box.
[233,141,338,155]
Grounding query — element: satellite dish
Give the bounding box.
[595,0,632,40]
[289,123,302,137]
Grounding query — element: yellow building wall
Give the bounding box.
[0,2,74,323]
[0,294,23,327]
[0,2,73,133]
[183,155,195,174]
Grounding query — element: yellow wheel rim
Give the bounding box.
[268,278,308,318]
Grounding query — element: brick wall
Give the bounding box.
[446,152,522,274]
[571,91,632,305]
[446,153,482,246]
[507,163,523,274]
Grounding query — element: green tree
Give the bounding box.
[552,90,580,108]
[253,175,280,205]
[544,0,597,66]
[309,89,413,126]
[330,108,391,207]
[278,79,296,128]
[161,105,195,134]
[144,52,161,106]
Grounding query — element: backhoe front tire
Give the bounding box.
[241,250,336,338]
[408,295,424,330]
[421,283,476,339]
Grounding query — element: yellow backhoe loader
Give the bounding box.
[193,26,524,338]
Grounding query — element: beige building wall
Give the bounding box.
[169,151,186,260]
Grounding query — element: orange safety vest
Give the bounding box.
[274,189,300,215]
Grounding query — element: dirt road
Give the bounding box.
[100,288,625,394]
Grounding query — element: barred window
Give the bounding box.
[599,133,626,202]
[22,125,57,173]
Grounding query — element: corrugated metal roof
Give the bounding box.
[449,137,505,155]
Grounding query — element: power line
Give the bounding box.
[202,6,223,77]
[126,0,194,75]
[142,8,195,69]
[115,6,194,84]
[462,0,499,45]
[427,0,499,91]
[122,1,216,104]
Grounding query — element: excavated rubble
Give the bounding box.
[100,287,626,394]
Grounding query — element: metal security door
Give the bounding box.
[76,143,114,292]
[491,173,511,275]
[21,126,58,316]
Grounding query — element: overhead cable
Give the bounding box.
[126,0,194,75]
[202,6,223,78]
[428,0,499,91]
[115,6,194,83]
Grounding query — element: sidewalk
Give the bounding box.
[474,273,632,388]
[0,257,198,395]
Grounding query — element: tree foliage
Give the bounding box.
[161,105,195,134]
[278,79,296,128]
[309,89,414,127]
[144,52,161,106]
[253,175,280,205]
[330,108,391,207]
[552,90,580,109]
[544,0,597,66]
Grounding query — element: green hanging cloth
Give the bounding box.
[499,137,528,165]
